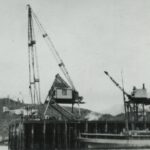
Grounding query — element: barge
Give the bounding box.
[79,131,150,149]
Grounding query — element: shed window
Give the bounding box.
[62,89,67,95]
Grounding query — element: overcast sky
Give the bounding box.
[1,0,150,114]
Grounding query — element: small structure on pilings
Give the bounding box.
[126,84,150,129]
[45,74,81,104]
[76,72,150,149]
[104,71,150,130]
[44,74,83,115]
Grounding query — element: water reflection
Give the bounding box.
[1,146,149,150]
[0,146,8,150]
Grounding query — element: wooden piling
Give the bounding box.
[64,121,68,150]
[31,124,34,150]
[52,122,56,149]
[43,121,46,150]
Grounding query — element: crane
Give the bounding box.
[104,71,150,130]
[27,5,83,116]
[104,71,132,99]
[104,71,130,131]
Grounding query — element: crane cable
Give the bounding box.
[31,18,41,105]
[32,11,75,90]
[31,9,76,91]
[104,71,131,99]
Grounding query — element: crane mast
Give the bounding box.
[28,5,41,104]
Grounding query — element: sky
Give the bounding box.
[1,0,150,114]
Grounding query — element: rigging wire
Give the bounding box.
[31,9,76,91]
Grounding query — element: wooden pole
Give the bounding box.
[72,104,74,113]
[105,121,108,133]
[131,104,135,130]
[31,124,34,150]
[22,123,25,150]
[121,71,129,132]
[142,103,146,129]
[53,122,56,149]
[136,104,138,122]
[74,123,78,149]
[43,121,46,150]
[85,121,88,133]
[65,121,68,150]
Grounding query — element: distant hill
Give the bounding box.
[0,98,25,139]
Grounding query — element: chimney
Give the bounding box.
[143,83,145,89]
[133,86,136,91]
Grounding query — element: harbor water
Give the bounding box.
[0,146,8,150]
[1,146,150,150]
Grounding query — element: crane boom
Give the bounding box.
[104,71,131,99]
[30,7,76,91]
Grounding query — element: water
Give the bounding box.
[0,146,8,150]
[0,146,149,150]
[92,149,150,150]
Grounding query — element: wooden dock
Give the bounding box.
[8,119,150,150]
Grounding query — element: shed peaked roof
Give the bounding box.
[47,74,71,98]
[52,74,70,89]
